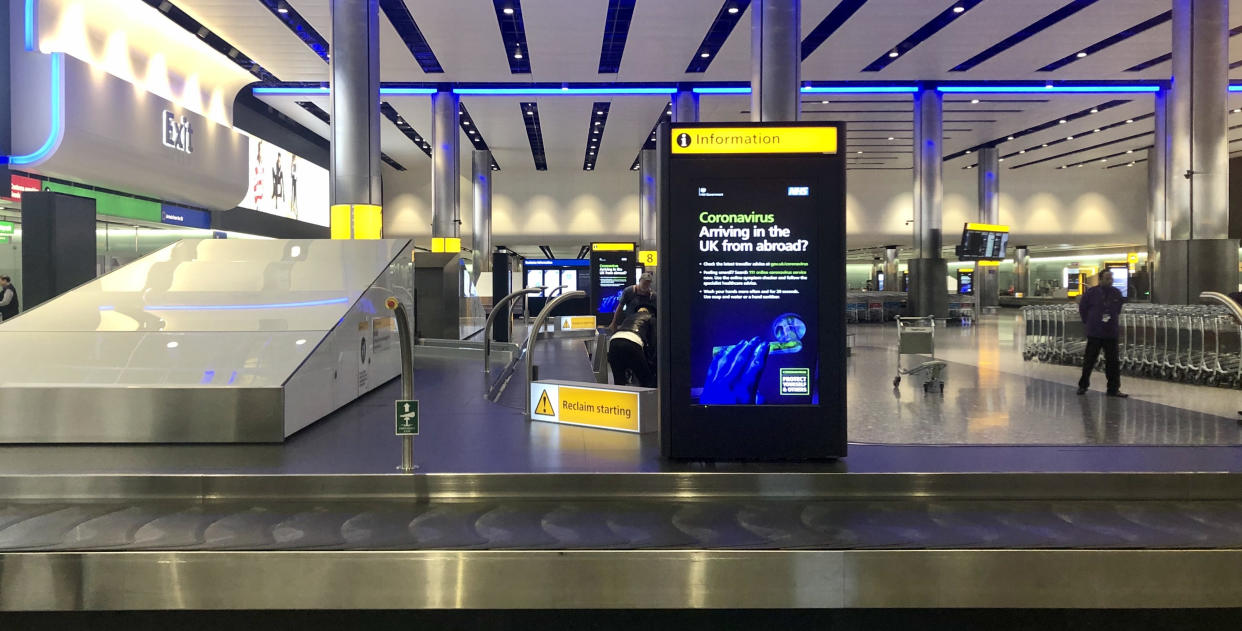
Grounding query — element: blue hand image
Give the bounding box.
[700,336,770,404]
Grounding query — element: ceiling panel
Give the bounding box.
[619,0,745,81]
[800,0,951,80]
[522,0,611,82]
[175,0,326,81]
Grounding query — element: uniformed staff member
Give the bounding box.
[1077,269,1127,398]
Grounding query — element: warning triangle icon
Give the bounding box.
[535,390,556,416]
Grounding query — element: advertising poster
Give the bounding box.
[239,136,329,227]
[689,179,818,406]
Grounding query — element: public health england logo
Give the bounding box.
[676,133,692,148]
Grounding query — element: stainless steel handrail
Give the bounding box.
[547,284,569,299]
[1199,291,1242,324]
[387,297,417,473]
[525,290,587,418]
[484,287,546,373]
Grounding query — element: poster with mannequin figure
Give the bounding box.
[241,137,329,227]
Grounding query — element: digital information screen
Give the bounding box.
[661,122,846,461]
[957,223,1010,261]
[590,243,636,320]
[689,178,820,406]
[958,270,974,295]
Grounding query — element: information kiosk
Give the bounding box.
[659,122,847,460]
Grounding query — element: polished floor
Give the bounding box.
[0,311,1240,475]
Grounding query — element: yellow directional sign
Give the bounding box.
[638,250,658,267]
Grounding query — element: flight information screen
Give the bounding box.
[688,178,819,406]
[958,225,1009,261]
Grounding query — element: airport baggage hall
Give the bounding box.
[4,0,1242,627]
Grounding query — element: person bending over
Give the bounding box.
[1077,269,1127,398]
[607,272,655,333]
[608,305,656,388]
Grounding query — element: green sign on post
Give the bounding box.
[395,400,419,436]
[0,221,14,236]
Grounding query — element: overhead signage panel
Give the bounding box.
[670,126,838,155]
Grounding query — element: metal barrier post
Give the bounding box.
[387,297,418,473]
[484,287,546,373]
[525,290,587,419]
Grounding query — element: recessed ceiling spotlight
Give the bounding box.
[970,99,980,104]
[888,51,899,58]
[965,150,972,154]
[1058,119,1067,124]
[1066,135,1074,140]
[1127,149,1134,153]
[1076,51,1088,58]
[1093,128,1100,133]
[857,150,863,154]
[1077,164,1084,167]
[1007,135,1014,140]
[1100,158,1107,162]
[1126,119,1134,123]
[700,52,711,58]
[277,5,289,14]
[1233,108,1242,113]
[729,6,740,14]
[953,6,965,13]
[1042,143,1048,147]
[821,100,829,104]
[514,52,523,59]
[1060,165,1067,169]
[1090,108,1098,113]
[999,158,1004,162]
[503,7,514,14]
[591,145,597,149]
[167,341,179,349]
[1019,150,1026,154]
[596,110,604,115]
[888,137,895,140]
[463,121,471,126]
[589,151,595,155]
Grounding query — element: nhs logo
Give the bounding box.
[162,110,193,154]
[787,186,809,197]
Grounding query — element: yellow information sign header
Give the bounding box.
[670,126,838,155]
[965,223,1010,233]
[593,242,635,251]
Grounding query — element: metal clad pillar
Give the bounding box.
[884,246,899,290]
[977,146,1000,309]
[909,87,947,318]
[1148,88,1169,301]
[639,149,658,252]
[672,89,699,123]
[1161,0,1237,303]
[1014,245,1029,298]
[750,0,800,122]
[329,0,381,208]
[472,150,492,273]
[431,90,461,238]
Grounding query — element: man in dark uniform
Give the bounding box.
[0,276,18,322]
[1077,269,1127,397]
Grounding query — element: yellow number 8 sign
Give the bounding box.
[638,250,658,267]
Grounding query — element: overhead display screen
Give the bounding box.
[661,122,846,461]
[690,179,819,405]
[956,223,1009,261]
[590,243,636,320]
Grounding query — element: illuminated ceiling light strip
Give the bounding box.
[4,53,63,166]
[24,0,36,51]
[454,87,676,95]
[1229,86,1242,92]
[253,87,438,96]
[803,86,920,93]
[938,85,1160,93]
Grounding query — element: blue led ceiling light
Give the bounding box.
[803,86,920,93]
[1229,86,1242,92]
[454,87,676,95]
[4,53,63,166]
[253,87,437,96]
[938,86,1159,93]
[24,0,36,51]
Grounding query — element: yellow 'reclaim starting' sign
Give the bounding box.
[671,126,838,155]
[530,382,642,433]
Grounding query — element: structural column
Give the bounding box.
[1160,0,1237,303]
[471,150,492,274]
[431,90,461,239]
[1148,88,1169,301]
[1014,245,1030,298]
[910,87,948,318]
[976,146,1000,309]
[883,246,900,291]
[329,0,382,238]
[638,149,658,252]
[750,0,800,122]
[672,89,699,123]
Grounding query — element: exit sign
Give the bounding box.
[0,221,13,236]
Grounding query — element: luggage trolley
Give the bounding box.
[892,315,947,393]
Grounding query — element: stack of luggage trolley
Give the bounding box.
[845,291,907,323]
[1021,303,1242,388]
